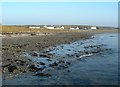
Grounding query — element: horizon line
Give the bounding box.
[1,24,118,28]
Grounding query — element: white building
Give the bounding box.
[44,25,55,29]
[55,26,64,29]
[29,26,40,29]
[70,27,79,30]
[70,28,75,30]
[91,27,97,30]
[76,27,79,30]
[61,26,64,29]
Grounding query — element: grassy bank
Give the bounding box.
[1,26,118,34]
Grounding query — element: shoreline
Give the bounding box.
[2,32,118,85]
[2,29,118,82]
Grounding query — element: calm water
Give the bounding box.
[46,33,118,85]
[3,33,118,85]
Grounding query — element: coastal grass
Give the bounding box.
[2,26,73,33]
[1,26,118,34]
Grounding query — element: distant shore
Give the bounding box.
[2,29,118,81]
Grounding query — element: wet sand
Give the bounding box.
[2,29,118,85]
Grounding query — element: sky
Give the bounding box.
[1,0,119,2]
[1,2,118,27]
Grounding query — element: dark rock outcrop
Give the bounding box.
[8,65,17,73]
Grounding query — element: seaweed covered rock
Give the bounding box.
[31,52,38,57]
[29,65,45,72]
[39,53,53,58]
[8,65,17,73]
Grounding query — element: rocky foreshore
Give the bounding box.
[2,29,118,82]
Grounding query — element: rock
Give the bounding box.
[66,62,71,65]
[35,45,38,47]
[10,61,14,63]
[84,46,89,49]
[8,65,17,73]
[27,59,32,61]
[63,65,68,68]
[37,42,41,45]
[105,48,112,51]
[57,64,68,69]
[67,49,71,51]
[19,63,24,66]
[39,53,52,58]
[29,65,40,72]
[67,70,70,72]
[39,62,45,65]
[58,60,65,64]
[46,59,52,61]
[66,54,71,57]
[84,51,90,54]
[77,58,82,60]
[6,59,11,61]
[57,67,61,70]
[11,44,19,48]
[22,70,26,73]
[19,60,26,63]
[31,33,36,36]
[81,42,84,45]
[15,60,26,66]
[15,60,26,63]
[2,64,11,68]
[49,62,58,67]
[2,47,9,50]
[45,50,50,52]
[16,50,21,52]
[18,45,23,48]
[91,50,100,53]
[70,54,74,57]
[76,55,79,57]
[96,46,100,49]
[31,52,38,57]
[23,43,29,47]
[34,73,51,77]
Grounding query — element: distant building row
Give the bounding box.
[70,26,97,30]
[29,25,64,29]
[28,25,97,30]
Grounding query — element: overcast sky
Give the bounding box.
[2,2,118,27]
